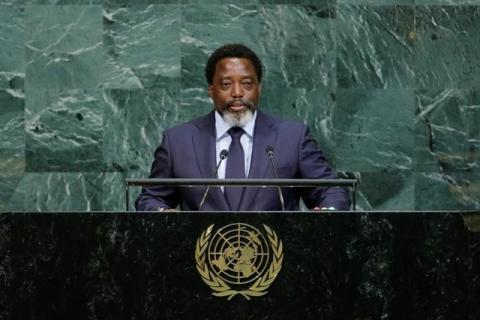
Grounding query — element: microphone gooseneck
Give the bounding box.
[265,146,285,211]
[198,149,228,210]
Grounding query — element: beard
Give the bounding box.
[219,98,256,127]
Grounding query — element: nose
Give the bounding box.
[231,82,243,99]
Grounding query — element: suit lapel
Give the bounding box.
[192,111,230,211]
[240,111,278,211]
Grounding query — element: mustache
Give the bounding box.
[223,99,256,110]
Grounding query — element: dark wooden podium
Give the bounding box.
[1,211,479,320]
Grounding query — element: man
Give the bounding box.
[136,44,349,211]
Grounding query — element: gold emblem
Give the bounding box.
[195,223,284,300]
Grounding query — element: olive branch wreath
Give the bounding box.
[195,224,283,300]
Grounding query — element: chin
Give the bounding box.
[223,108,254,127]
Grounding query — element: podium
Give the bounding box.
[1,211,479,319]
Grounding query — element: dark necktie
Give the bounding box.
[225,127,246,211]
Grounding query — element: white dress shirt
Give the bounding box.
[215,110,256,184]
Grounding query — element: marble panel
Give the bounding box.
[259,0,335,5]
[261,86,338,164]
[414,5,480,89]
[258,5,336,89]
[103,171,145,211]
[354,171,414,210]
[416,0,480,4]
[14,172,104,211]
[415,172,480,210]
[0,89,25,171]
[0,4,25,89]
[25,5,103,89]
[179,87,217,119]
[104,0,178,4]
[414,116,438,172]
[182,0,257,4]
[0,89,25,212]
[415,89,480,172]
[333,89,415,172]
[0,74,24,91]
[339,0,413,3]
[0,0,23,6]
[102,88,181,175]
[0,173,25,212]
[336,5,415,88]
[25,89,104,172]
[29,0,101,4]
[103,5,181,89]
[181,5,261,89]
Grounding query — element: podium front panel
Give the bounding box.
[1,211,479,319]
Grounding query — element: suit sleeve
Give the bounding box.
[298,125,350,210]
[135,131,180,211]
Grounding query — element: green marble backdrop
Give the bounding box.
[0,0,479,211]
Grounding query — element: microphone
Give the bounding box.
[265,146,285,211]
[199,149,228,210]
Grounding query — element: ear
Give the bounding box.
[258,82,262,93]
[207,84,213,98]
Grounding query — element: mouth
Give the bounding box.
[228,103,246,112]
[224,99,254,113]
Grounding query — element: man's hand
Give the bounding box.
[157,207,177,212]
[312,206,337,211]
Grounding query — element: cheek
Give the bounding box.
[211,92,228,107]
[218,91,231,100]
[247,90,260,101]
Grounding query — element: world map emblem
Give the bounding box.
[195,223,284,300]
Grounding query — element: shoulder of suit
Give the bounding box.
[163,113,211,135]
[261,112,307,130]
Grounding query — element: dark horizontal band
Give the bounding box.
[126,178,357,187]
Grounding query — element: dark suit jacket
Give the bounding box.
[135,110,349,211]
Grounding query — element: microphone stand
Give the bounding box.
[266,146,285,211]
[198,150,228,210]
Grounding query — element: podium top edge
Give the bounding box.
[125,178,358,187]
[1,210,479,214]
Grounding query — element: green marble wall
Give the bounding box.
[0,1,479,211]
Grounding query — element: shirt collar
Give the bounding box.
[215,110,257,140]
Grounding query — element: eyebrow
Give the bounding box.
[219,76,254,80]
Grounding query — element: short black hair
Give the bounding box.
[205,43,263,85]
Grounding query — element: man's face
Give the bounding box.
[208,57,261,126]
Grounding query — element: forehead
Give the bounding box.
[214,57,257,79]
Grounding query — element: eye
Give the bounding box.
[220,81,231,89]
[242,80,253,89]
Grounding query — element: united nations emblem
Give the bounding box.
[195,223,284,300]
